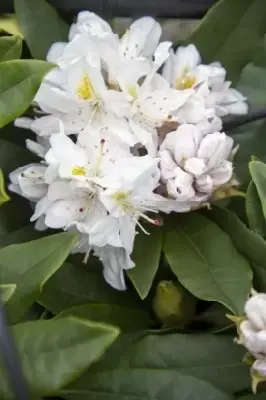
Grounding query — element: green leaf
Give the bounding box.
[163,212,253,315]
[249,160,266,221]
[0,283,16,303]
[246,181,266,237]
[0,139,36,175]
[0,199,32,236]
[0,232,77,323]
[238,395,266,400]
[238,393,265,400]
[15,0,68,60]
[62,372,233,400]
[56,303,153,332]
[189,0,266,83]
[0,35,22,61]
[63,333,247,399]
[228,40,266,186]
[0,15,23,37]
[128,225,162,299]
[0,317,119,399]
[205,206,266,292]
[39,261,141,314]
[0,60,54,128]
[0,169,10,206]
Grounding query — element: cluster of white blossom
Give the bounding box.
[239,292,266,389]
[10,12,248,290]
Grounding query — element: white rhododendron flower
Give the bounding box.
[237,292,266,392]
[159,124,235,211]
[10,12,248,290]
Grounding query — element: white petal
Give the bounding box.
[31,196,52,221]
[14,117,33,130]
[197,132,233,170]
[25,139,46,158]
[44,198,87,228]
[209,161,233,186]
[160,124,202,164]
[47,42,67,63]
[253,360,266,376]
[184,157,206,177]
[245,293,266,330]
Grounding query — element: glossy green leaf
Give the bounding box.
[0,169,10,206]
[249,160,266,220]
[57,303,153,331]
[163,213,253,315]
[228,40,266,186]
[39,261,141,314]
[63,333,247,399]
[246,181,266,237]
[128,226,162,299]
[63,372,232,400]
[0,317,119,399]
[238,394,266,400]
[0,35,22,61]
[0,224,44,248]
[15,0,68,59]
[0,60,54,128]
[0,232,77,323]
[205,206,266,292]
[0,139,36,175]
[0,199,32,237]
[189,0,266,83]
[0,283,16,303]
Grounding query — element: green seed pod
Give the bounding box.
[153,280,197,328]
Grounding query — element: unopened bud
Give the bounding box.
[245,293,266,330]
[152,280,196,328]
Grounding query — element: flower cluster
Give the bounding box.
[10,12,248,290]
[239,292,266,390]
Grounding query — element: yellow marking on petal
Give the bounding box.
[76,74,94,100]
[128,86,137,98]
[175,67,196,90]
[72,166,86,176]
[112,191,129,202]
[175,75,196,90]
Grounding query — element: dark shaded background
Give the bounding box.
[1,0,217,18]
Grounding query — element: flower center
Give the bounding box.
[72,165,86,176]
[112,191,133,212]
[76,74,94,100]
[175,67,196,90]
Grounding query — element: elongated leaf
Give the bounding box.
[57,303,153,331]
[0,169,10,206]
[189,0,266,83]
[249,160,266,220]
[0,15,23,37]
[128,226,162,299]
[62,370,232,400]
[62,333,246,400]
[39,261,141,314]
[0,317,119,399]
[228,40,266,186]
[0,283,16,303]
[0,140,36,175]
[164,213,253,315]
[15,0,68,60]
[205,206,266,292]
[0,60,54,128]
[239,395,266,400]
[0,232,77,323]
[0,35,22,61]
[246,181,266,237]
[0,199,32,236]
